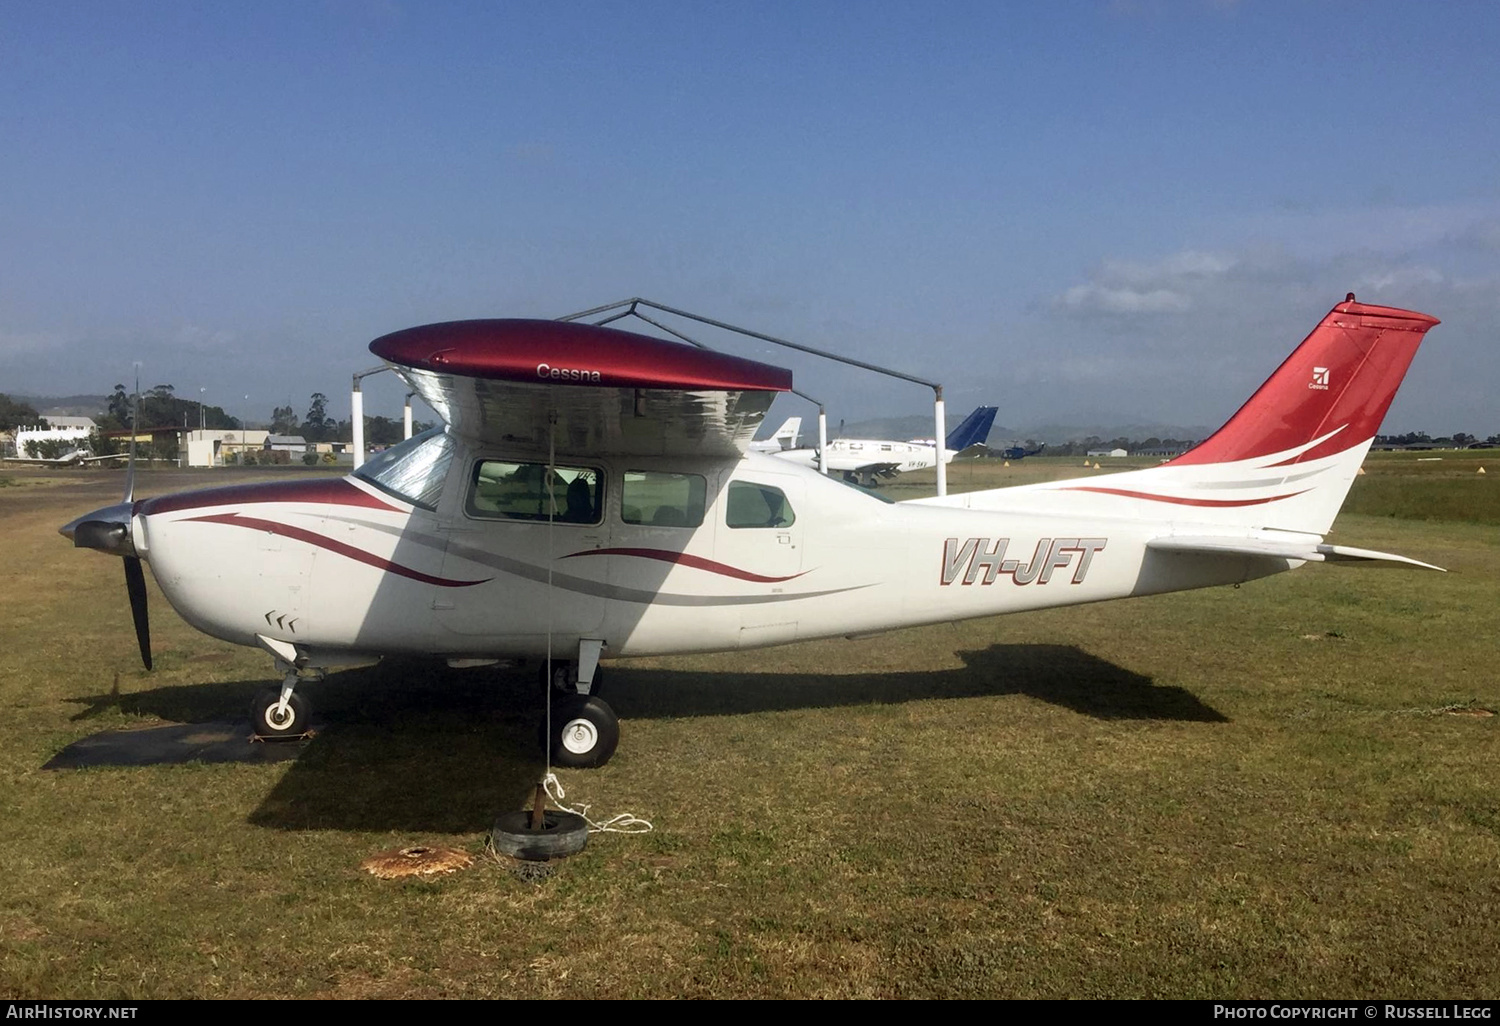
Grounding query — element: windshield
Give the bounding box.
[353,426,455,509]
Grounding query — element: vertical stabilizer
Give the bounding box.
[944,405,999,452]
[914,297,1439,536]
[1171,297,1437,468]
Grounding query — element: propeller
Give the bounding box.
[58,371,152,670]
[122,554,152,671]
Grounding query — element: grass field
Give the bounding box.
[1,456,1496,998]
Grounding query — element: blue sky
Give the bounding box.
[2,1,1497,435]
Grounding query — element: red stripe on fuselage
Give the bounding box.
[563,547,807,583]
[139,478,400,516]
[182,513,488,587]
[1059,486,1310,507]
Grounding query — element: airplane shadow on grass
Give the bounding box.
[63,643,1226,834]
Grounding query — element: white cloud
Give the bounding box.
[1058,284,1190,314]
[1353,266,1445,293]
[1051,247,1235,315]
[1100,250,1237,286]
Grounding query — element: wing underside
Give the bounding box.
[399,366,778,457]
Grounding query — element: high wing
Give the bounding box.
[371,319,792,457]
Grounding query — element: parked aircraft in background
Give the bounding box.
[999,442,1045,460]
[747,417,802,454]
[772,405,998,486]
[5,450,127,467]
[62,296,1441,777]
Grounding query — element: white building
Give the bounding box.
[14,417,96,457]
[180,428,271,467]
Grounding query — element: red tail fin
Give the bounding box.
[1171,297,1439,467]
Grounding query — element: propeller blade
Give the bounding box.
[122,556,152,670]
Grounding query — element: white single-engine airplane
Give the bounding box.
[772,404,999,485]
[62,295,1442,768]
[6,450,128,466]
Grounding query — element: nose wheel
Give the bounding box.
[250,666,316,739]
[543,695,619,768]
[250,687,311,738]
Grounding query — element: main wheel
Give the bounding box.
[543,695,619,769]
[491,810,589,861]
[539,660,603,697]
[250,689,310,738]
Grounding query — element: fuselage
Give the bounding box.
[130,438,1289,668]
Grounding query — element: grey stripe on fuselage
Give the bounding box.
[324,514,870,606]
[1184,467,1330,490]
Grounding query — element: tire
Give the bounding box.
[491,810,589,860]
[542,695,619,769]
[250,688,310,738]
[539,660,603,697]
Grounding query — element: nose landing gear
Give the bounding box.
[250,665,318,739]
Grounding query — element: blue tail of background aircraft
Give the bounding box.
[944,406,998,451]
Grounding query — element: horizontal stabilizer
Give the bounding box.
[1148,536,1444,571]
[1316,543,1446,572]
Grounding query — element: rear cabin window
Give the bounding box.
[467,460,603,524]
[621,471,706,528]
[726,482,796,529]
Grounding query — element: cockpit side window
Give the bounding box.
[726,482,796,528]
[466,460,603,524]
[621,471,706,528]
[352,426,455,510]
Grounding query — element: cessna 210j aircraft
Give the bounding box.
[61,295,1442,768]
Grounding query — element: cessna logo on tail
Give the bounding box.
[941,537,1107,586]
[1309,366,1330,390]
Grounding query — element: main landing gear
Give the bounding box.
[539,639,618,768]
[544,695,619,768]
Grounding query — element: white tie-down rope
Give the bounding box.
[544,773,653,834]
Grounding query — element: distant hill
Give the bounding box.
[1018,422,1214,445]
[836,414,1013,443]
